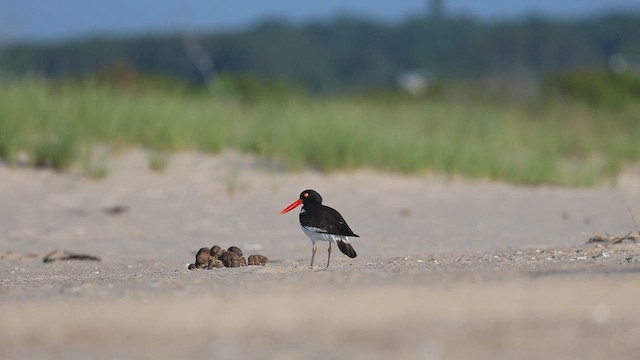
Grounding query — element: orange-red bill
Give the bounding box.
[280,199,303,214]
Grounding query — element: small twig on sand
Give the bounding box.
[43,250,101,263]
[629,208,640,237]
[587,232,634,244]
[611,232,634,244]
[585,209,640,245]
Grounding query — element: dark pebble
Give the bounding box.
[227,246,243,257]
[195,247,211,265]
[210,245,223,258]
[219,251,246,267]
[247,254,269,266]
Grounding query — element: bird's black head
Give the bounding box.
[299,189,322,205]
[280,189,323,214]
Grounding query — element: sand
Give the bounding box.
[2,150,640,359]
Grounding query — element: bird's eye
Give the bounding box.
[303,193,309,197]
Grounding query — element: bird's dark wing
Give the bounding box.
[300,204,359,237]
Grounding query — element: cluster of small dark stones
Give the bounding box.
[188,245,268,270]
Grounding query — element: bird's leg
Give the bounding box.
[326,241,333,268]
[310,242,317,268]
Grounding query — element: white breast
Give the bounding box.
[301,225,350,244]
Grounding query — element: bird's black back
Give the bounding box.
[300,203,359,237]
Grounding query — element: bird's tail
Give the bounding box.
[337,239,357,258]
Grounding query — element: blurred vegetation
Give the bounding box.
[1,12,639,186]
[209,73,307,103]
[543,70,640,108]
[0,73,639,186]
[1,14,639,92]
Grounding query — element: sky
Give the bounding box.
[1,0,639,43]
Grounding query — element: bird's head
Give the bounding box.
[280,189,322,214]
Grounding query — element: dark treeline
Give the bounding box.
[1,13,639,92]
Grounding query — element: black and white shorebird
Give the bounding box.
[280,189,358,268]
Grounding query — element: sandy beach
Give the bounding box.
[2,150,640,359]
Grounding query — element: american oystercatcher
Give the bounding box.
[280,189,358,268]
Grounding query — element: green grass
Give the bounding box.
[1,78,639,186]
